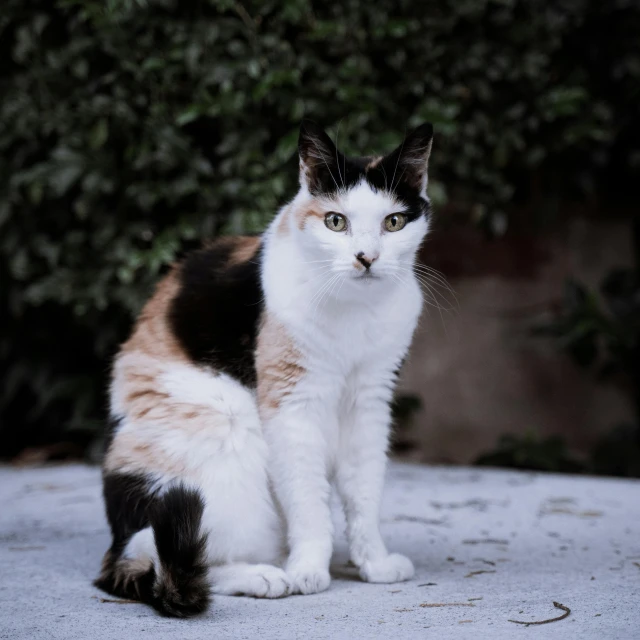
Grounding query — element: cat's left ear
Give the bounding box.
[298,119,344,194]
[381,123,433,197]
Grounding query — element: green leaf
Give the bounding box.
[89,118,109,150]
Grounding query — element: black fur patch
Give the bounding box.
[94,549,157,604]
[95,477,210,618]
[168,240,263,386]
[102,471,154,553]
[365,162,432,224]
[148,485,210,617]
[298,119,433,224]
[94,471,156,603]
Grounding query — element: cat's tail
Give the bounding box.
[95,484,210,618]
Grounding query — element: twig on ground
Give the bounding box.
[9,546,45,551]
[392,515,448,526]
[465,570,496,578]
[463,539,509,545]
[508,601,571,626]
[420,602,476,608]
[93,596,139,605]
[474,558,496,566]
[418,582,437,586]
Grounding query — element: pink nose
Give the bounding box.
[355,252,378,269]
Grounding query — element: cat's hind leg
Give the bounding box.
[209,564,291,598]
[96,480,210,617]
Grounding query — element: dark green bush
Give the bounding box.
[532,218,640,476]
[1,0,639,457]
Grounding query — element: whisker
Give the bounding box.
[390,129,407,194]
[392,268,452,334]
[412,275,457,313]
[379,160,389,192]
[307,137,341,192]
[411,267,459,305]
[311,274,340,317]
[390,266,457,314]
[412,274,459,308]
[411,262,450,282]
[334,119,346,191]
[324,273,343,311]
[390,272,431,317]
[400,261,459,304]
[308,273,339,316]
[335,271,347,300]
[305,265,334,280]
[392,165,408,194]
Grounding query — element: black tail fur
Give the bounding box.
[148,485,210,617]
[95,479,210,618]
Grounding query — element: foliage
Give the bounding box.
[475,432,584,473]
[495,219,640,477]
[538,269,640,381]
[2,0,640,456]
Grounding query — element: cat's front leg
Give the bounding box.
[263,406,333,595]
[335,389,415,584]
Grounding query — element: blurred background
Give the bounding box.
[1,0,638,475]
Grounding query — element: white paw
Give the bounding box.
[246,566,292,598]
[287,565,331,595]
[359,553,414,583]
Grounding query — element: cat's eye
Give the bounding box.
[384,213,407,232]
[324,212,347,232]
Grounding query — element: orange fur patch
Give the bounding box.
[105,265,238,478]
[277,206,291,236]
[366,156,383,170]
[226,236,261,266]
[295,204,325,230]
[256,314,306,419]
[121,269,187,362]
[104,427,187,477]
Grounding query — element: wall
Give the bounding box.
[400,217,634,464]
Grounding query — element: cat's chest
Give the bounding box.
[304,298,418,372]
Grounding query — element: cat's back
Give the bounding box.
[118,235,263,380]
[108,236,264,451]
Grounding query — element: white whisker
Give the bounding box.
[334,119,345,191]
[311,274,340,317]
[307,273,339,316]
[390,130,407,194]
[307,137,340,192]
[411,267,459,305]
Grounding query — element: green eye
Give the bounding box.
[325,212,347,232]
[384,213,407,232]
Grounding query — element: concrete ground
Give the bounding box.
[0,462,638,640]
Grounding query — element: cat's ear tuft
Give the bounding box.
[382,123,434,196]
[298,119,342,194]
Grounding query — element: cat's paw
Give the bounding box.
[287,565,331,595]
[246,566,292,598]
[359,553,414,583]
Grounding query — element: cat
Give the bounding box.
[95,119,434,617]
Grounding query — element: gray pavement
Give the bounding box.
[0,462,638,639]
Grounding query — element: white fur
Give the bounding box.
[260,178,425,592]
[110,366,286,591]
[110,174,426,597]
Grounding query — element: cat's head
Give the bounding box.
[291,119,433,295]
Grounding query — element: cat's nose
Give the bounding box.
[355,251,379,270]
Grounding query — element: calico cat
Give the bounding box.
[95,119,434,617]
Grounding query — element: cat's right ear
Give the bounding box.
[298,119,343,194]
